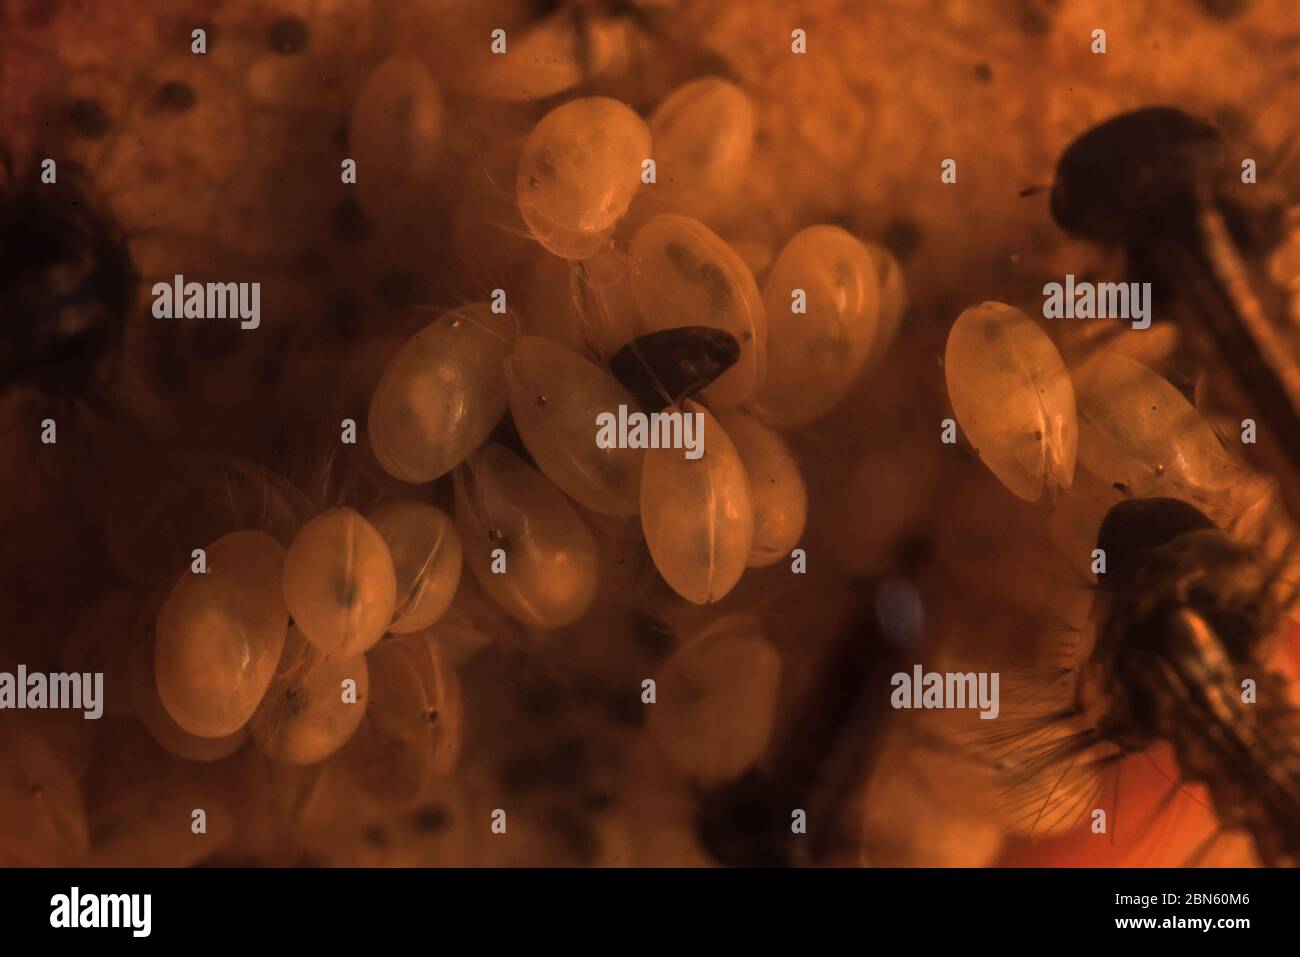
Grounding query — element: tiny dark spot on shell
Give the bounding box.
[335,574,359,607]
[974,63,993,83]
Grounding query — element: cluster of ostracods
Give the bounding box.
[1,5,913,868]
[944,301,1255,540]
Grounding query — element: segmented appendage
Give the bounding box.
[1082,502,1300,864]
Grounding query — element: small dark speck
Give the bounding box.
[882,216,922,262]
[66,99,112,139]
[268,17,310,55]
[973,63,993,83]
[332,196,371,245]
[1018,2,1054,36]
[410,804,450,832]
[1197,0,1249,20]
[153,81,197,113]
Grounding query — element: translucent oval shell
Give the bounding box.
[250,628,370,766]
[630,78,755,228]
[506,335,645,515]
[865,242,907,364]
[155,530,289,738]
[640,401,754,603]
[282,508,397,658]
[647,615,782,785]
[342,636,462,807]
[716,409,807,567]
[1072,351,1238,501]
[628,215,766,406]
[368,302,515,483]
[131,619,249,762]
[350,56,443,228]
[757,225,880,425]
[944,301,1077,502]
[521,247,641,358]
[517,97,650,259]
[454,445,600,628]
[366,500,463,634]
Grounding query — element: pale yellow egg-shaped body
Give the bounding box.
[648,615,782,785]
[506,335,645,515]
[640,401,754,604]
[716,409,807,567]
[282,508,396,658]
[155,530,289,738]
[367,500,462,634]
[454,445,600,628]
[944,301,1077,502]
[517,97,650,258]
[629,215,766,407]
[368,303,515,483]
[757,225,880,425]
[250,628,370,766]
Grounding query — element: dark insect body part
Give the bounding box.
[696,588,898,866]
[0,161,136,399]
[1051,107,1300,524]
[608,326,739,412]
[1080,498,1300,865]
